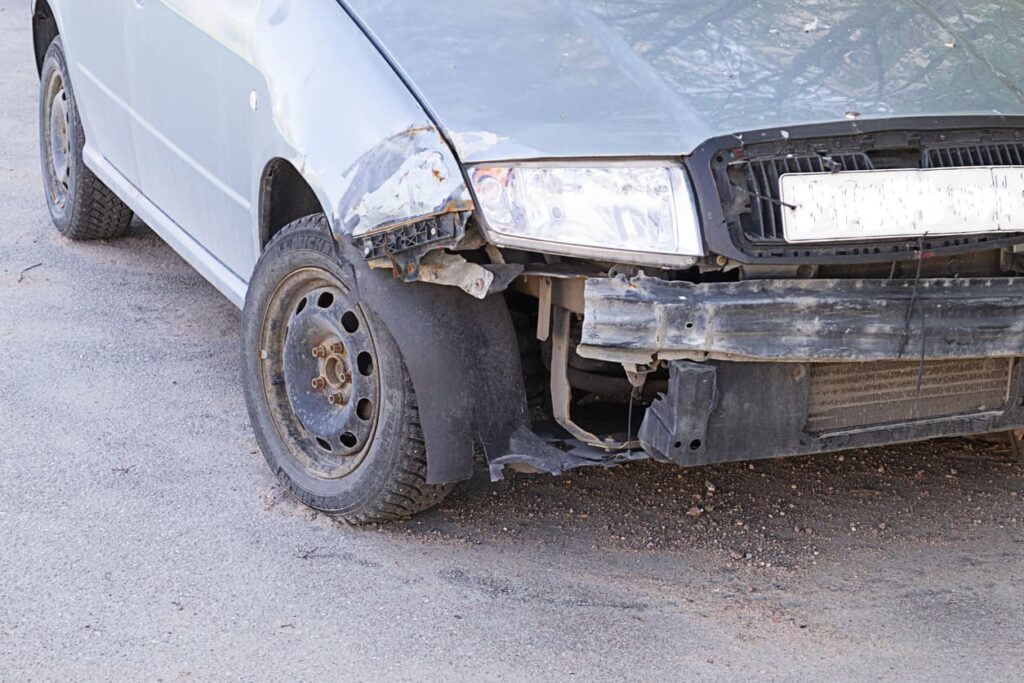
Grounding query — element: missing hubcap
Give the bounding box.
[261,273,381,479]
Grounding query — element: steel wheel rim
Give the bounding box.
[42,70,71,211]
[259,268,382,480]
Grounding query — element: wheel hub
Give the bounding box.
[311,341,352,404]
[276,283,380,477]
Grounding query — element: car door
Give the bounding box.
[59,0,141,187]
[125,0,261,278]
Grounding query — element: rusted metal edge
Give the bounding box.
[580,275,1024,364]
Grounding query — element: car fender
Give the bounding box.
[248,1,518,482]
[247,0,471,251]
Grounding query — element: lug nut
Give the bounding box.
[311,376,327,390]
[330,342,345,354]
[311,345,328,358]
[328,393,346,406]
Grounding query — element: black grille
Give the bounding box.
[925,143,1024,168]
[730,140,1024,247]
[743,153,873,241]
[703,124,1024,264]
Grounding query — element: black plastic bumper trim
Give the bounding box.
[639,360,1024,468]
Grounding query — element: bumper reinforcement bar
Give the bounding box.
[579,276,1024,364]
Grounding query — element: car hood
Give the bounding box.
[345,0,1024,162]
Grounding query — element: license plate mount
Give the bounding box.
[779,166,1024,243]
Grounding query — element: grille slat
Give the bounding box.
[736,141,1024,245]
[926,142,1024,168]
[737,153,870,241]
[757,161,776,238]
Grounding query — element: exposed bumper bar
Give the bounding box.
[579,276,1024,363]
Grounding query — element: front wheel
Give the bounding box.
[242,215,452,523]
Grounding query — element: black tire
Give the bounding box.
[242,215,453,523]
[39,37,133,240]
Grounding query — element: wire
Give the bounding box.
[729,181,799,210]
[908,235,929,417]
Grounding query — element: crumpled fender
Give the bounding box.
[338,126,472,237]
[250,0,471,246]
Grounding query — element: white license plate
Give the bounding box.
[780,167,1024,243]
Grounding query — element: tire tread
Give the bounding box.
[63,170,134,240]
[41,38,133,241]
[330,372,455,525]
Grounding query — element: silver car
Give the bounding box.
[33,0,1024,522]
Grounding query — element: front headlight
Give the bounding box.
[468,163,703,267]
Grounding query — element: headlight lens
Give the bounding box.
[469,164,703,265]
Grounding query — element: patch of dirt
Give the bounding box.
[397,437,1024,573]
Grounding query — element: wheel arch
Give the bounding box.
[32,0,60,75]
[258,158,326,251]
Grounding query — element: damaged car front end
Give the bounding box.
[342,2,1024,483]
[353,118,1024,482]
[39,0,1024,522]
